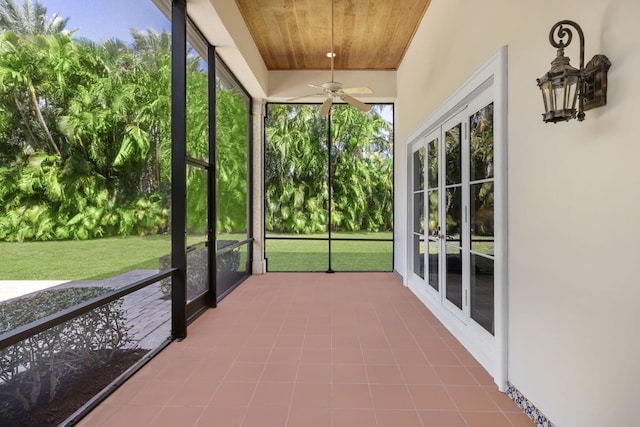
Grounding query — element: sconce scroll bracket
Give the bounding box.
[583,54,612,111]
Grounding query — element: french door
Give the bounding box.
[413,95,496,336]
[406,47,506,386]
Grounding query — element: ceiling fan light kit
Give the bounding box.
[288,0,373,116]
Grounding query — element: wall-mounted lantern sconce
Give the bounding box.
[536,20,611,123]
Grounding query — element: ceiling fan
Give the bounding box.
[290,0,373,117]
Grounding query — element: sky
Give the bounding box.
[42,0,170,43]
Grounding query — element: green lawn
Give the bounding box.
[265,232,393,272]
[0,235,204,281]
[0,232,394,280]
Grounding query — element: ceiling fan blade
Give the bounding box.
[341,94,371,113]
[286,93,324,102]
[320,97,333,117]
[342,87,373,95]
[308,84,326,90]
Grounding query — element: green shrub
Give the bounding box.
[158,241,241,299]
[0,287,133,417]
[0,153,169,241]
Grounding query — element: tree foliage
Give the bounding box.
[265,104,393,234]
[265,105,328,234]
[0,0,71,36]
[0,0,255,242]
[0,0,392,242]
[215,82,250,233]
[0,25,173,241]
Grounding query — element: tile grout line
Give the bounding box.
[358,301,380,427]
[234,296,282,427]
[284,296,310,427]
[391,297,474,427]
[376,300,426,427]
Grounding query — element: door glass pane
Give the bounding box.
[445,187,462,244]
[414,148,424,191]
[470,103,494,181]
[428,190,438,237]
[413,234,425,279]
[445,123,462,185]
[471,254,494,334]
[427,138,438,189]
[414,192,424,234]
[445,246,463,309]
[470,182,494,256]
[413,146,425,279]
[428,239,439,291]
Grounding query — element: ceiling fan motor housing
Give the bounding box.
[322,81,344,92]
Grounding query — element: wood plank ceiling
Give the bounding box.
[235,0,432,71]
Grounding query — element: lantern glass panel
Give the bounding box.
[562,75,579,112]
[540,81,554,114]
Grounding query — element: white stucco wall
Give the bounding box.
[396,1,640,426]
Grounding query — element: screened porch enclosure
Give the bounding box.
[0,1,254,423]
[264,104,394,273]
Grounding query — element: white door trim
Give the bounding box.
[405,46,508,391]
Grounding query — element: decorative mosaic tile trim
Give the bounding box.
[507,382,556,427]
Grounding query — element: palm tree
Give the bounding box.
[265,104,329,234]
[0,0,72,35]
[215,86,250,233]
[0,31,65,156]
[125,29,172,196]
[330,105,393,231]
[131,28,170,54]
[264,104,393,234]
[0,18,174,241]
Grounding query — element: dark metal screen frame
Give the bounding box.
[207,43,217,309]
[1,1,253,423]
[171,0,187,339]
[183,21,215,325]
[0,269,177,425]
[263,102,395,273]
[213,53,254,300]
[173,7,254,328]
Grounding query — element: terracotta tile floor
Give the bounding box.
[79,273,533,427]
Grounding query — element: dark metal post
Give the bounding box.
[208,45,217,307]
[263,111,269,272]
[326,111,334,273]
[171,0,187,339]
[246,98,254,275]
